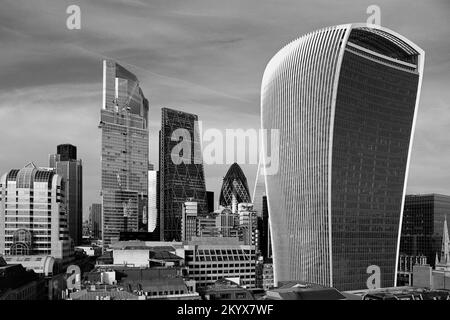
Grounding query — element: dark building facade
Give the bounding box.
[206,191,214,213]
[160,108,207,241]
[258,196,271,259]
[49,144,83,245]
[56,144,77,162]
[400,194,450,267]
[262,24,425,290]
[219,163,251,208]
[89,203,102,240]
[99,60,149,245]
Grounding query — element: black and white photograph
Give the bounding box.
[1,0,450,313]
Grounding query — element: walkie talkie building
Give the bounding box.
[261,24,425,290]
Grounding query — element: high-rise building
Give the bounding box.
[257,196,271,259]
[252,162,272,259]
[252,159,266,216]
[261,24,425,290]
[181,201,198,242]
[400,194,450,268]
[160,108,208,241]
[0,163,72,260]
[148,169,159,233]
[99,60,149,245]
[237,203,259,248]
[49,144,83,245]
[215,208,238,238]
[56,144,77,162]
[219,163,251,208]
[206,191,215,213]
[89,203,102,240]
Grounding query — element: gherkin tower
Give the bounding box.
[219,163,251,208]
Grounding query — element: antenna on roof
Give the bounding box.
[24,162,37,169]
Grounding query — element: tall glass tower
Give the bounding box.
[160,107,207,241]
[261,24,425,290]
[49,144,83,246]
[99,60,149,245]
[219,163,251,208]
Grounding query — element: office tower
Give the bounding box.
[197,215,218,238]
[400,194,450,267]
[219,163,251,208]
[253,162,272,259]
[99,60,149,245]
[148,169,159,233]
[82,220,90,238]
[181,201,198,242]
[257,196,271,259]
[252,159,266,216]
[237,203,259,247]
[89,203,102,240]
[0,163,72,260]
[261,24,425,290]
[206,191,215,213]
[215,208,238,238]
[49,143,83,245]
[160,108,208,241]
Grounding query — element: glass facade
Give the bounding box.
[100,60,149,245]
[148,170,159,233]
[261,24,425,290]
[49,144,83,245]
[331,45,419,290]
[89,203,102,240]
[219,163,251,208]
[252,159,267,216]
[160,108,207,241]
[400,194,450,267]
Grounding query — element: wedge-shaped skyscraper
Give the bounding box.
[261,24,425,290]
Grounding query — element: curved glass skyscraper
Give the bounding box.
[261,24,425,290]
[219,163,251,208]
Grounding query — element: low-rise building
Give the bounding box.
[183,237,256,289]
[0,256,46,300]
[263,281,347,300]
[201,278,255,300]
[2,255,58,277]
[346,286,450,300]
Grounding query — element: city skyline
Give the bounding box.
[2,0,450,304]
[1,0,450,220]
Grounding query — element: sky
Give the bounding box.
[0,0,449,220]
